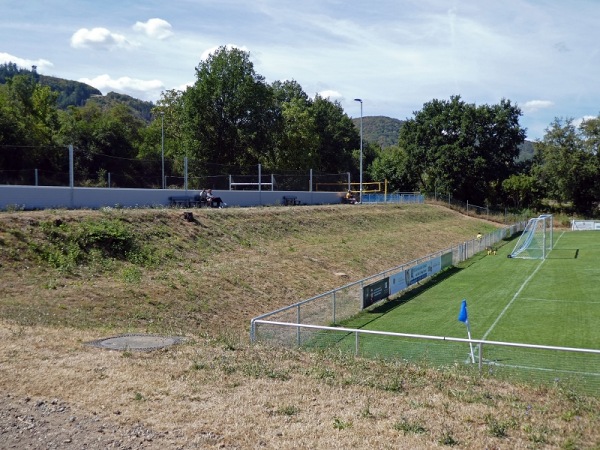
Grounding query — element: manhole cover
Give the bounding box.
[85,334,185,352]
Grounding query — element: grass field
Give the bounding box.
[330,229,600,394]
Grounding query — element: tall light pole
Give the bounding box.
[160,111,165,189]
[354,98,363,202]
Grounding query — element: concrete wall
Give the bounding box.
[0,185,344,210]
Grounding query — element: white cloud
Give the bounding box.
[78,74,163,99]
[574,115,597,128]
[133,18,173,40]
[0,52,54,72]
[522,100,554,113]
[70,27,133,50]
[318,90,342,100]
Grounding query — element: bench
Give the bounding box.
[282,195,300,206]
[168,196,207,208]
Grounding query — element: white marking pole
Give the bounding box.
[465,320,475,363]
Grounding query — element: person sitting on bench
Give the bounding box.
[345,190,357,204]
[206,189,223,208]
[194,188,208,207]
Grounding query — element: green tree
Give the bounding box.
[0,74,61,184]
[57,102,146,187]
[502,174,541,210]
[399,95,525,204]
[311,95,359,173]
[139,89,196,185]
[533,117,599,215]
[4,74,59,145]
[368,145,415,191]
[184,46,277,174]
[266,80,317,171]
[270,97,319,170]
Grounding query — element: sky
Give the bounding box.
[1,0,599,141]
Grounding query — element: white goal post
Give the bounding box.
[509,214,553,259]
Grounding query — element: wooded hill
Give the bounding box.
[0,63,153,121]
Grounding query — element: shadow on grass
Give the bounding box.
[546,248,579,259]
[340,266,464,330]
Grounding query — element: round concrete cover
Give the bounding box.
[86,334,184,351]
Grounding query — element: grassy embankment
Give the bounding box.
[0,204,597,449]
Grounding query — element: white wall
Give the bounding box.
[0,185,344,210]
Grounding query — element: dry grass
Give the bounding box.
[0,203,598,449]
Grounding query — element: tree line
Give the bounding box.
[1,48,598,215]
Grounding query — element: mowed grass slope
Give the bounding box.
[0,204,499,335]
[1,205,599,449]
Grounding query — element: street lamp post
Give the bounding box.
[160,111,165,189]
[354,98,363,203]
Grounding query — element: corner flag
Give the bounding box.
[458,299,468,323]
[458,299,475,363]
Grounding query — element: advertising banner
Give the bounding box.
[441,251,453,269]
[362,277,390,309]
[389,270,408,295]
[406,261,430,285]
[429,256,441,276]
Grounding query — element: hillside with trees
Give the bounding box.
[0,63,153,120]
[0,63,102,108]
[351,115,404,148]
[0,50,598,215]
[87,91,154,122]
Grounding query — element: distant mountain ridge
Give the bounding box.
[352,115,534,160]
[0,62,154,122]
[351,116,404,148]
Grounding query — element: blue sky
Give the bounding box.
[1,0,599,140]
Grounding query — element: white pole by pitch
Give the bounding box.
[465,320,475,364]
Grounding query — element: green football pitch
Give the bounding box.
[329,230,600,394]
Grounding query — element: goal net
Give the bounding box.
[509,214,553,259]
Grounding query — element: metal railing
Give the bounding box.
[251,321,600,396]
[250,225,522,340]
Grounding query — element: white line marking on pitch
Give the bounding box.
[519,297,600,304]
[482,260,546,340]
[482,231,566,341]
[486,361,600,378]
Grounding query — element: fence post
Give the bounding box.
[184,157,188,192]
[478,342,483,373]
[69,145,74,208]
[296,304,301,346]
[34,168,38,186]
[332,291,337,325]
[355,331,359,356]
[69,144,74,188]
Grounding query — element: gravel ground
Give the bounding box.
[0,394,177,450]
